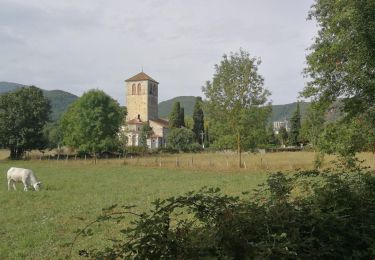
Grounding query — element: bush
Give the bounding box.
[166,128,198,152]
[73,165,375,259]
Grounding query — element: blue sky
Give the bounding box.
[0,0,317,105]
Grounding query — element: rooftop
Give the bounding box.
[125,72,158,83]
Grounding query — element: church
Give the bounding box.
[124,72,169,148]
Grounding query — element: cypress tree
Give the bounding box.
[180,107,185,127]
[192,97,204,143]
[169,102,181,128]
[289,102,301,146]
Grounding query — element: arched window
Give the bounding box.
[132,84,136,95]
[137,83,142,95]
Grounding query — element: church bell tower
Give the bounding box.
[125,72,158,121]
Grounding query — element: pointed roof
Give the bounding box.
[125,72,158,83]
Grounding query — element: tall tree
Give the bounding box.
[0,86,51,159]
[288,103,301,146]
[60,90,123,158]
[303,0,375,119]
[169,101,181,128]
[139,124,153,149]
[203,49,271,167]
[192,97,205,144]
[278,126,289,147]
[179,107,185,127]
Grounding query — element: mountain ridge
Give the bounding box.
[1,81,310,122]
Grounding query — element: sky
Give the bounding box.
[0,0,318,105]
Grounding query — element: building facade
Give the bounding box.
[124,72,169,148]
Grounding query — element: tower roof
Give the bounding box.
[125,72,158,83]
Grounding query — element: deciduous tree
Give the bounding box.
[60,90,123,158]
[0,86,51,159]
[303,0,375,119]
[202,49,271,166]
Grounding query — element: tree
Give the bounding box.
[60,90,123,159]
[317,119,367,167]
[288,103,301,146]
[169,102,181,128]
[192,97,205,144]
[278,126,288,146]
[0,86,51,159]
[202,49,271,166]
[166,128,196,152]
[179,107,185,127]
[300,103,325,148]
[303,0,375,119]
[139,124,153,149]
[266,124,279,146]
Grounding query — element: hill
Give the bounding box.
[158,96,310,122]
[270,102,310,122]
[0,82,78,121]
[158,96,199,118]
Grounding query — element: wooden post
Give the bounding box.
[176,157,179,167]
[75,154,77,160]
[66,154,69,161]
[191,157,193,167]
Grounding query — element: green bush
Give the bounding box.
[74,165,375,259]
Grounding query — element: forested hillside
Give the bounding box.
[0,82,78,121]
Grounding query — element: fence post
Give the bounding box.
[176,157,179,167]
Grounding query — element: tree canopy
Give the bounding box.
[202,49,271,165]
[60,90,123,156]
[0,86,51,159]
[192,97,204,144]
[169,101,185,128]
[303,0,375,118]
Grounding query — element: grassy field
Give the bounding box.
[1,151,374,259]
[0,160,268,259]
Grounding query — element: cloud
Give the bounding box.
[0,0,317,105]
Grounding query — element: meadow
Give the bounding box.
[1,151,374,259]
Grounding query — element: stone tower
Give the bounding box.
[125,72,158,121]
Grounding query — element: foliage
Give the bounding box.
[166,128,197,152]
[202,49,271,160]
[303,0,375,120]
[288,102,302,146]
[60,90,123,155]
[277,126,288,146]
[266,124,279,146]
[169,101,181,128]
[317,119,367,166]
[76,165,375,259]
[192,97,205,143]
[139,124,153,149]
[43,122,63,150]
[0,86,51,159]
[300,103,325,147]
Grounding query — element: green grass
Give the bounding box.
[0,160,268,259]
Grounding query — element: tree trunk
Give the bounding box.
[10,147,24,160]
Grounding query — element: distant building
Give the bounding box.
[273,119,289,134]
[124,72,169,148]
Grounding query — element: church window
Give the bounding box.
[137,83,141,95]
[132,84,136,95]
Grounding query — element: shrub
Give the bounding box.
[72,166,375,259]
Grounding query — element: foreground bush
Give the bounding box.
[73,166,375,259]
